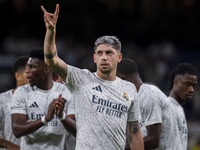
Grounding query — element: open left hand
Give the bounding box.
[45,99,56,122]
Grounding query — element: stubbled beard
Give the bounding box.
[99,67,111,74]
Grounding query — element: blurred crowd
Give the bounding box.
[0,0,200,149]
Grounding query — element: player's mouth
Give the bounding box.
[186,94,193,99]
[26,76,32,82]
[100,63,109,68]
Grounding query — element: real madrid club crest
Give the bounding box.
[122,92,129,102]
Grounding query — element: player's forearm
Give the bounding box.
[44,29,57,65]
[143,124,161,149]
[129,130,144,150]
[61,116,76,137]
[43,29,68,81]
[0,138,18,148]
[143,136,159,149]
[0,138,10,148]
[12,118,44,138]
[127,121,144,150]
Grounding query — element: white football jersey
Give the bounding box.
[11,82,75,150]
[168,96,187,150]
[0,90,21,150]
[64,65,141,150]
[138,84,183,150]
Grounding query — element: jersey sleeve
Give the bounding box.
[143,96,162,126]
[65,65,80,92]
[127,90,141,122]
[65,65,90,93]
[10,87,27,115]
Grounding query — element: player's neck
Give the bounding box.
[132,80,143,92]
[127,74,143,92]
[15,81,24,93]
[169,92,185,107]
[96,70,116,81]
[12,89,15,94]
[37,79,54,90]
[135,82,143,92]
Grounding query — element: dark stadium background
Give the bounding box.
[0,0,200,149]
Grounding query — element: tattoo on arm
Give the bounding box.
[58,67,67,78]
[127,122,139,143]
[44,51,57,59]
[44,50,68,81]
[53,65,68,81]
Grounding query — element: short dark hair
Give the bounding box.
[94,36,121,52]
[29,47,44,61]
[13,55,29,73]
[117,58,139,75]
[169,63,198,90]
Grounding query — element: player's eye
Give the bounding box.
[185,83,190,87]
[106,51,112,54]
[97,51,102,55]
[192,84,197,89]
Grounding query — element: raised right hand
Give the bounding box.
[41,4,59,30]
[55,94,67,118]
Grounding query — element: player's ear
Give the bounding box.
[173,77,178,86]
[44,66,50,75]
[118,53,122,63]
[14,72,20,81]
[93,54,96,63]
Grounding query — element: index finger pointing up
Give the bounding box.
[41,5,47,13]
[54,4,60,16]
